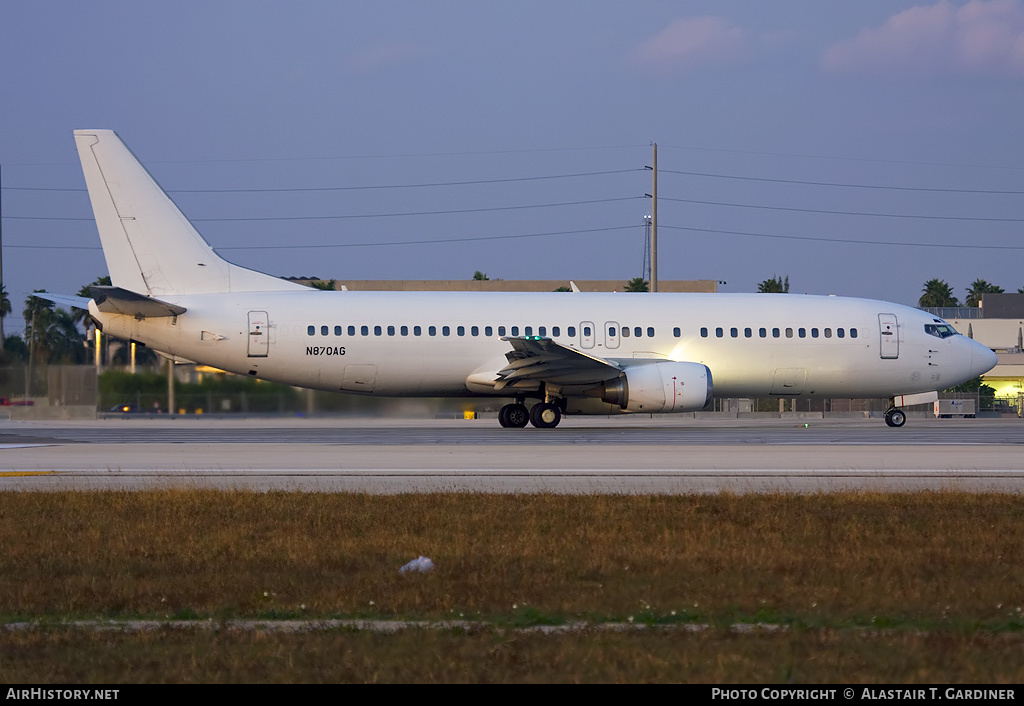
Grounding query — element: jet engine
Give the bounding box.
[590,361,713,413]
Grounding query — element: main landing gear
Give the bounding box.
[884,407,907,428]
[498,399,563,429]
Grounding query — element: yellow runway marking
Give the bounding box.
[0,471,57,477]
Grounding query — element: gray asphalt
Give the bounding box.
[1,415,1021,493]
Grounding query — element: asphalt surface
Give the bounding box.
[1,415,1021,493]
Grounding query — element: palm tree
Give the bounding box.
[23,292,85,364]
[757,275,789,293]
[0,283,11,353]
[919,279,960,308]
[74,276,111,328]
[965,279,1004,307]
[624,277,649,292]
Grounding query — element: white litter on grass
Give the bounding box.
[399,556,435,574]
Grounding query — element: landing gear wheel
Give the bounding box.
[884,408,906,428]
[529,402,562,429]
[499,403,529,428]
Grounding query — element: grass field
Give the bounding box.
[1,490,1022,682]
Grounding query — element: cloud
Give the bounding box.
[629,16,754,72]
[822,0,1024,77]
[343,41,432,75]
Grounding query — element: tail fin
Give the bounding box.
[73,130,305,296]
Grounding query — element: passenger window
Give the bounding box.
[361,325,369,336]
[413,326,421,336]
[443,326,451,336]
[401,326,409,336]
[772,328,780,338]
[744,328,752,338]
[647,327,655,337]
[837,328,845,338]
[851,328,858,338]
[348,325,356,336]
[387,325,395,336]
[621,327,630,338]
[700,327,708,338]
[811,328,819,338]
[552,326,560,337]
[583,326,591,336]
[307,325,315,336]
[471,326,479,336]
[456,326,465,336]
[568,326,576,337]
[485,326,493,336]
[759,328,767,338]
[525,326,533,336]
[730,328,738,338]
[321,325,329,336]
[334,325,342,336]
[538,326,546,337]
[374,325,382,336]
[673,327,680,337]
[798,328,806,338]
[609,326,616,337]
[716,327,724,338]
[511,326,519,336]
[634,327,642,337]
[498,326,506,336]
[786,328,793,338]
[428,326,436,336]
[824,328,832,338]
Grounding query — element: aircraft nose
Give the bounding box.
[970,342,998,378]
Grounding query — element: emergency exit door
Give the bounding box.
[878,313,899,359]
[248,311,269,357]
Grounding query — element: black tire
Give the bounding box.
[505,403,530,428]
[529,402,561,429]
[498,404,512,428]
[885,408,906,427]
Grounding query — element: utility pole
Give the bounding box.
[1,163,5,351]
[647,144,658,293]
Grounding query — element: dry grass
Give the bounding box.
[1,490,1022,681]
[0,490,1021,625]
[2,627,1024,683]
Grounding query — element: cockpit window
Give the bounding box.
[925,323,957,339]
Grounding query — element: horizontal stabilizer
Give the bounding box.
[89,286,187,318]
[30,292,92,310]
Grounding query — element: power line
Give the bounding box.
[1,168,644,194]
[660,169,1024,195]
[4,224,640,251]
[2,196,642,223]
[660,196,1024,223]
[660,224,1024,251]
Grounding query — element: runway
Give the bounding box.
[0,415,1021,493]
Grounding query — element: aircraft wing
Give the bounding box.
[30,292,92,310]
[89,286,187,318]
[494,336,622,390]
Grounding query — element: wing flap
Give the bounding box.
[495,337,621,386]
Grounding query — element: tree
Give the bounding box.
[74,276,111,328]
[624,277,649,292]
[757,275,789,293]
[23,292,85,365]
[472,271,490,281]
[308,279,336,291]
[0,283,10,353]
[965,279,1004,307]
[918,279,960,308]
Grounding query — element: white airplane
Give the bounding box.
[43,130,997,428]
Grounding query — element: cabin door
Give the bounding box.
[580,321,595,349]
[878,313,899,359]
[247,311,269,357]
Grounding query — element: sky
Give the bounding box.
[2,1,1024,334]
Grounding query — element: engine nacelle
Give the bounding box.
[595,362,713,413]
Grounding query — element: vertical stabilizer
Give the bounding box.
[73,130,305,296]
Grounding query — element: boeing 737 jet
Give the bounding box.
[41,130,998,428]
